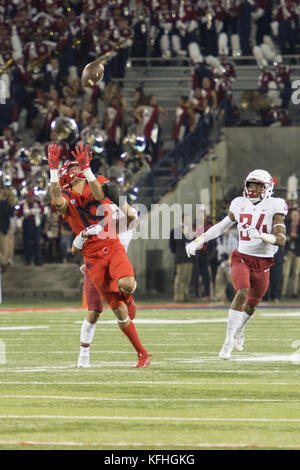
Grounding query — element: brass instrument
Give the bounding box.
[28,143,46,166]
[50,116,79,145]
[26,51,52,73]
[0,58,13,75]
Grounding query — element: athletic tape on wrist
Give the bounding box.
[50,169,59,183]
[83,167,96,182]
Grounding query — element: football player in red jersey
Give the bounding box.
[47,143,151,368]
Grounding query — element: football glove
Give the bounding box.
[73,224,103,250]
[71,143,92,170]
[247,226,276,245]
[47,143,60,169]
[185,234,205,258]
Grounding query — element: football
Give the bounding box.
[81,61,104,88]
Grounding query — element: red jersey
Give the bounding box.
[61,175,122,256]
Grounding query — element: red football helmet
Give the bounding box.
[58,161,86,188]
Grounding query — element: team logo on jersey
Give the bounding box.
[70,199,76,205]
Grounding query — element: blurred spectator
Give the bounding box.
[3,186,18,266]
[191,87,208,125]
[273,0,298,55]
[263,246,284,302]
[131,87,148,114]
[133,94,167,165]
[191,58,211,96]
[0,188,13,271]
[0,127,15,160]
[169,215,194,302]
[152,0,185,59]
[194,209,212,300]
[60,219,74,263]
[104,96,125,165]
[274,56,292,109]
[201,77,218,115]
[44,207,60,262]
[258,64,276,90]
[123,150,152,187]
[214,227,239,302]
[282,208,300,298]
[17,189,44,266]
[173,96,195,144]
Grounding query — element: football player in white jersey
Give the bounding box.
[186,169,288,359]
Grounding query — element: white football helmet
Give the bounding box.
[244,169,274,203]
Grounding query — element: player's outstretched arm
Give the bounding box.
[48,144,67,215]
[71,144,105,201]
[186,213,236,258]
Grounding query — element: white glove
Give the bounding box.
[84,224,103,237]
[247,226,276,244]
[185,235,205,258]
[246,226,261,239]
[73,224,103,250]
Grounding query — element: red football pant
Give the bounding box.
[85,244,135,309]
[231,250,274,307]
[84,267,103,312]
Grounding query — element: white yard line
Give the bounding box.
[260,312,300,317]
[0,395,299,403]
[0,415,300,422]
[74,319,228,324]
[0,440,298,448]
[0,326,49,331]
[0,381,299,385]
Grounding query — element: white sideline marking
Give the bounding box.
[175,354,300,364]
[0,309,85,315]
[0,326,49,331]
[260,312,300,318]
[0,362,165,373]
[0,381,298,386]
[74,318,228,325]
[0,440,298,448]
[1,395,299,403]
[1,415,300,422]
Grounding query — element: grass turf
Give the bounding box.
[0,301,300,450]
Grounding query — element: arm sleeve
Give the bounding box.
[203,216,236,243]
[273,198,288,216]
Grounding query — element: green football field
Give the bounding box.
[0,300,300,450]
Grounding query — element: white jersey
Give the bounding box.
[229,196,288,258]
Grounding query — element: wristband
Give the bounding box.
[73,232,86,250]
[260,233,276,245]
[83,167,96,182]
[50,169,59,183]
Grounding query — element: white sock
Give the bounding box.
[236,312,251,333]
[80,345,90,357]
[225,309,243,344]
[80,319,96,345]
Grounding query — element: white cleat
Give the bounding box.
[218,342,234,360]
[234,329,245,352]
[77,355,90,368]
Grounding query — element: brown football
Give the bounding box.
[81,61,104,88]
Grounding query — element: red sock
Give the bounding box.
[120,321,147,356]
[120,292,136,320]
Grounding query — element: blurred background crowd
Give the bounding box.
[0,0,300,299]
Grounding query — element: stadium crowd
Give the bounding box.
[0,0,300,298]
